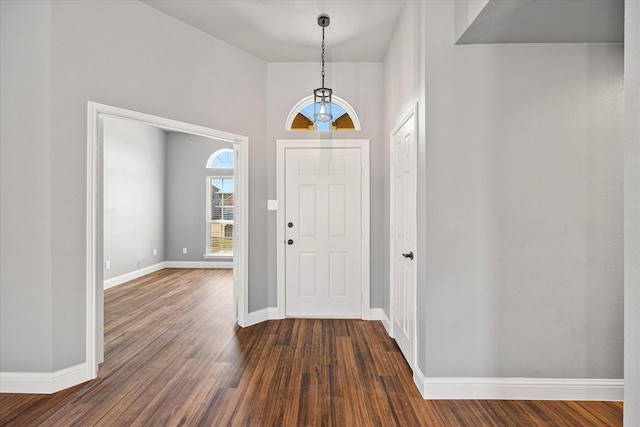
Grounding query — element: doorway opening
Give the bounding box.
[86,102,249,379]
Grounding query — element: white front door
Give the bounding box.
[285,147,362,317]
[391,110,417,368]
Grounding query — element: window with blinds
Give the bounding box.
[207,177,234,255]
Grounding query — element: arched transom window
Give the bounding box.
[285,95,361,132]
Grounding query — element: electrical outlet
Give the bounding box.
[182,248,187,254]
[153,248,157,256]
[105,261,111,270]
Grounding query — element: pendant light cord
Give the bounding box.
[313,14,332,123]
[321,25,326,89]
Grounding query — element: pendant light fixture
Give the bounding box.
[313,14,333,123]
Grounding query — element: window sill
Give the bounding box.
[203,254,233,259]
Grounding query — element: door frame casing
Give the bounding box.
[276,139,371,319]
[86,102,249,380]
[389,105,418,369]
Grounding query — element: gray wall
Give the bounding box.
[625,0,640,423]
[165,133,233,262]
[103,117,166,280]
[0,0,266,372]
[0,0,54,372]
[384,1,624,379]
[265,62,384,308]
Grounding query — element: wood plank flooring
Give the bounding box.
[0,269,623,426]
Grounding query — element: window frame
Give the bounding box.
[205,175,234,257]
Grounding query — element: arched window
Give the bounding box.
[285,95,361,132]
[206,148,234,169]
[206,149,234,256]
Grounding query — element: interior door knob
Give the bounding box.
[402,251,414,260]
[287,239,294,245]
[288,222,294,228]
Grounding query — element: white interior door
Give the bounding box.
[285,147,362,317]
[391,110,417,368]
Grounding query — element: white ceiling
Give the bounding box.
[141,0,407,62]
[141,0,623,62]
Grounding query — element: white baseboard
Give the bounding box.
[246,307,282,326]
[246,308,269,325]
[414,364,428,397]
[268,307,281,320]
[248,307,390,328]
[104,262,166,290]
[365,307,381,320]
[165,261,233,269]
[0,363,89,394]
[412,372,624,401]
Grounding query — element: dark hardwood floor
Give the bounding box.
[0,269,623,426]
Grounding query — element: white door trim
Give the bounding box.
[86,102,249,381]
[389,105,418,368]
[276,139,370,319]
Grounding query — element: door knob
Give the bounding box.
[402,251,414,260]
[288,222,294,228]
[287,239,294,245]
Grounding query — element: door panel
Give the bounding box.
[285,148,362,317]
[299,253,318,296]
[329,252,348,296]
[391,112,417,368]
[329,184,347,236]
[299,185,317,236]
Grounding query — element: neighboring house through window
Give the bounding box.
[206,149,234,256]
